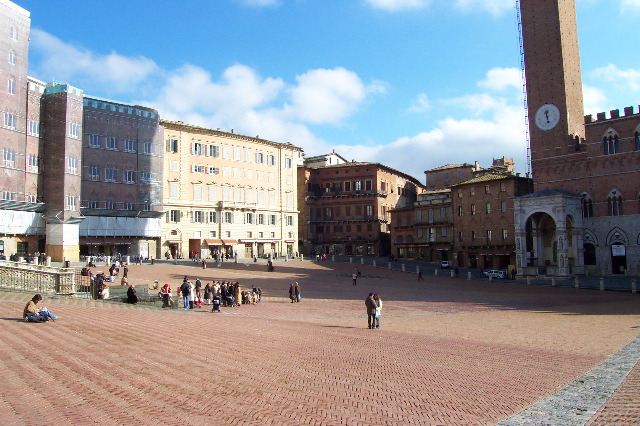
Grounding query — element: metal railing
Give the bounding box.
[0,261,92,298]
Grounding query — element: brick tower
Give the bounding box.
[520,0,585,188]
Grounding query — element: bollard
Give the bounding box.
[551,278,556,287]
[468,271,471,280]
[349,257,353,263]
[301,254,304,261]
[526,276,531,285]
[450,270,455,278]
[332,255,335,262]
[632,279,637,294]
[361,257,364,265]
[372,260,377,267]
[401,264,405,272]
[434,269,438,276]
[600,277,604,291]
[416,266,420,274]
[489,275,493,282]
[388,262,392,270]
[574,277,579,288]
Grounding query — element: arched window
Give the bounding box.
[635,131,640,151]
[607,190,623,216]
[603,134,619,155]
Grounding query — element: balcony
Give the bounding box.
[306,189,388,199]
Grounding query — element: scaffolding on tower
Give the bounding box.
[514,0,531,177]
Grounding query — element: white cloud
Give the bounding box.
[363,0,430,12]
[477,67,522,91]
[592,64,640,92]
[621,0,640,13]
[452,0,513,16]
[29,29,159,94]
[582,85,609,116]
[284,68,370,124]
[407,93,431,113]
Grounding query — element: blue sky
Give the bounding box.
[18,0,640,182]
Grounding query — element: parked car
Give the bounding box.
[483,269,506,279]
[440,261,450,269]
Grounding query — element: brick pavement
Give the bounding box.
[0,260,638,425]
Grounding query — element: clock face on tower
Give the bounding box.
[534,103,561,131]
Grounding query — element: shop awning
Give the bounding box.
[284,240,295,243]
[205,239,223,246]
[222,239,237,245]
[240,239,257,243]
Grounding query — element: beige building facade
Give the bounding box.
[160,121,303,260]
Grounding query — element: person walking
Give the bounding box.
[365,293,376,329]
[372,293,382,329]
[418,270,424,281]
[294,282,301,302]
[195,278,202,306]
[352,273,358,286]
[289,283,296,303]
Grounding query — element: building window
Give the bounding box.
[234,188,242,202]
[167,138,179,153]
[244,148,252,162]
[267,154,276,166]
[67,156,79,174]
[470,204,476,215]
[344,181,351,192]
[501,201,507,213]
[193,184,202,201]
[10,26,18,40]
[105,201,115,210]
[608,192,623,216]
[440,227,447,237]
[169,210,180,222]
[207,166,219,175]
[246,213,254,224]
[3,112,16,129]
[485,202,491,214]
[458,206,463,216]
[123,202,133,211]
[365,180,372,191]
[258,214,264,225]
[209,211,218,223]
[500,182,506,192]
[69,123,80,139]
[485,184,490,194]
[106,136,117,150]
[285,158,292,168]
[2,148,15,168]
[255,152,264,164]
[486,230,492,242]
[105,168,117,182]
[470,187,475,196]
[224,212,233,223]
[123,139,136,152]
[124,170,136,184]
[603,135,619,155]
[7,77,15,95]
[142,142,154,154]
[354,181,362,191]
[65,195,77,211]
[269,215,277,225]
[502,229,508,240]
[8,50,16,65]
[169,182,179,199]
[89,134,101,148]
[28,120,40,136]
[417,228,423,238]
[209,145,219,157]
[471,231,476,241]
[193,211,203,223]
[210,230,217,238]
[286,216,294,226]
[234,147,242,161]
[27,155,40,173]
[87,166,100,180]
[192,142,203,156]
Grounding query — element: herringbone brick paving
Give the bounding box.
[0,260,639,425]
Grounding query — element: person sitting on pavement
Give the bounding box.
[23,294,58,322]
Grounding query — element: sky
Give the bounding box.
[17,0,640,183]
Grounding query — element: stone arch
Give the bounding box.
[583,229,598,246]
[607,227,628,246]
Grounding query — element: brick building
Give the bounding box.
[161,120,302,260]
[79,96,164,259]
[453,173,532,271]
[300,160,424,256]
[389,189,454,263]
[515,0,640,276]
[0,0,164,261]
[424,158,514,192]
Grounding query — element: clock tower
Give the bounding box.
[520,0,585,188]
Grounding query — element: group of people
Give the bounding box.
[173,277,262,312]
[365,293,382,329]
[288,282,301,302]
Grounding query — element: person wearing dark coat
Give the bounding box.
[127,285,138,304]
[365,293,376,329]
